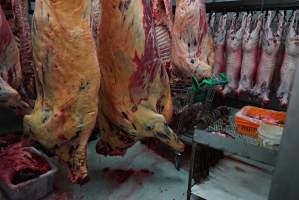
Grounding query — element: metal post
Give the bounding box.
[187,141,197,200]
[269,67,299,200]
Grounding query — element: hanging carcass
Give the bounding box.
[171,0,215,79]
[96,0,184,156]
[24,0,100,184]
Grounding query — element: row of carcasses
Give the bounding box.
[0,0,215,184]
[208,10,299,105]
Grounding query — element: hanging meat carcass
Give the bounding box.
[222,13,247,95]
[90,0,101,40]
[237,14,263,94]
[96,0,184,156]
[277,11,299,106]
[24,0,100,184]
[152,0,173,31]
[0,0,17,35]
[253,11,284,102]
[153,0,173,71]
[208,13,216,37]
[11,0,36,103]
[213,14,227,75]
[171,0,214,79]
[0,5,23,108]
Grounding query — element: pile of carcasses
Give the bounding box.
[208,11,299,105]
[0,0,215,184]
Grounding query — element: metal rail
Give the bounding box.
[29,0,299,14]
[171,0,299,13]
[206,0,299,13]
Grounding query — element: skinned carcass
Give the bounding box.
[237,14,263,94]
[153,0,172,29]
[208,13,216,37]
[253,11,284,102]
[96,0,184,156]
[213,14,227,75]
[171,0,214,79]
[277,11,299,106]
[90,0,101,40]
[0,5,23,108]
[153,0,173,70]
[11,0,36,102]
[222,13,247,95]
[24,0,100,184]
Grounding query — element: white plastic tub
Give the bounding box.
[0,147,58,200]
[257,123,284,150]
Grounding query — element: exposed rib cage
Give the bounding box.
[155,25,171,64]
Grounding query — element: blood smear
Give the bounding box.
[102,168,154,185]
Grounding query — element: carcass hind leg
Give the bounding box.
[55,127,93,184]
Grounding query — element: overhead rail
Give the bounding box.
[205,0,299,13]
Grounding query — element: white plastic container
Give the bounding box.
[0,147,58,200]
[257,123,284,150]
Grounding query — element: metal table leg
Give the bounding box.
[174,151,182,171]
[187,140,197,200]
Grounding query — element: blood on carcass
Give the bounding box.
[96,0,184,158]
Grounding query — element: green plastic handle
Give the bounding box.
[191,73,229,102]
[192,73,228,93]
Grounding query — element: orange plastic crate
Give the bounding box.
[235,106,286,138]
